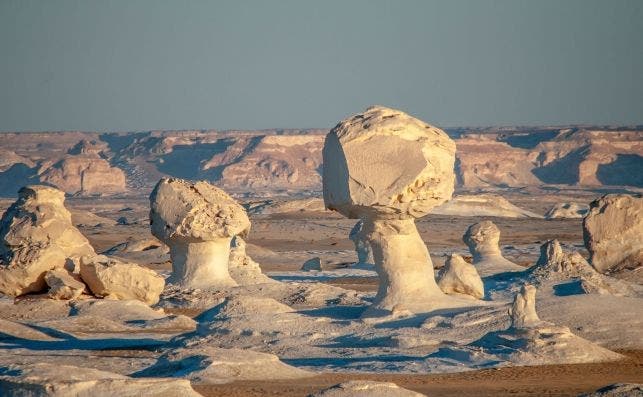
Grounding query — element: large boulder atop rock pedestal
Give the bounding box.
[0,185,95,296]
[323,105,456,220]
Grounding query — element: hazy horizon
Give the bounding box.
[1,0,642,132]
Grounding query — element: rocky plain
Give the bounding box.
[0,107,642,396]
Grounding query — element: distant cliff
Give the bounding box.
[0,127,640,196]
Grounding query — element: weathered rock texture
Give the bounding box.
[138,346,312,385]
[79,255,165,304]
[0,185,95,296]
[544,202,589,219]
[349,220,373,265]
[228,236,275,285]
[583,194,642,275]
[323,106,460,315]
[0,363,202,397]
[466,284,624,365]
[150,178,250,289]
[437,254,484,299]
[45,268,86,300]
[463,220,524,276]
[310,380,425,397]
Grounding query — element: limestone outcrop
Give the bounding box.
[0,363,202,397]
[437,254,484,299]
[349,220,373,265]
[45,268,86,300]
[228,236,275,285]
[310,380,425,397]
[463,221,524,276]
[323,106,462,315]
[0,185,95,296]
[150,178,250,289]
[544,202,589,219]
[39,156,127,195]
[467,285,623,365]
[79,255,165,305]
[137,346,312,385]
[583,194,642,275]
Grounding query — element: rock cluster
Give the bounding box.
[0,186,94,296]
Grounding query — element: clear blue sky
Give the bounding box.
[1,0,641,131]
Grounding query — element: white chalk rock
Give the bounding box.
[79,255,165,305]
[138,346,312,384]
[583,194,642,275]
[580,383,643,397]
[349,220,373,265]
[301,257,322,271]
[0,363,202,397]
[437,254,484,299]
[465,284,623,365]
[0,185,95,296]
[323,106,462,315]
[544,202,589,219]
[45,268,87,300]
[310,380,425,397]
[228,236,275,285]
[463,220,524,276]
[150,178,251,289]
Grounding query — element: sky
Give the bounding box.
[0,0,642,132]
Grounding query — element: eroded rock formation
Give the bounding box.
[323,106,463,315]
[437,254,484,299]
[583,194,642,275]
[463,220,524,276]
[0,185,95,296]
[150,178,250,289]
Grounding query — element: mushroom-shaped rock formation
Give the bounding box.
[310,380,425,397]
[437,254,484,299]
[463,220,524,276]
[583,194,642,276]
[228,236,275,285]
[79,255,165,305]
[0,185,95,296]
[150,178,251,289]
[323,106,462,315]
[349,220,373,265]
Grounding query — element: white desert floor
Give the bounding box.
[0,188,641,396]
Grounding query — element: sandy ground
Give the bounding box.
[0,187,640,396]
[195,350,643,397]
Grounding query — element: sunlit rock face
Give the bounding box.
[0,185,95,296]
[583,194,643,275]
[323,106,465,316]
[149,177,250,289]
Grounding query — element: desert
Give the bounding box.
[0,106,641,396]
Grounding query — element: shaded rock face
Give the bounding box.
[0,185,95,296]
[79,255,165,305]
[323,106,459,315]
[463,221,523,276]
[583,194,642,275]
[349,220,373,265]
[437,254,484,299]
[150,178,251,289]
